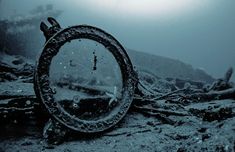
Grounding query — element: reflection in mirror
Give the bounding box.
[49,39,123,121]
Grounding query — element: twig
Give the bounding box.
[133,105,189,116]
[185,87,235,101]
[104,129,152,137]
[224,67,233,83]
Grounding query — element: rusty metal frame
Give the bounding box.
[34,18,137,133]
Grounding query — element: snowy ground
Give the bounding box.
[0,53,234,152]
[0,99,235,152]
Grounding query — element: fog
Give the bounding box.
[0,0,234,80]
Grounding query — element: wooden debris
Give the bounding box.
[0,54,235,144]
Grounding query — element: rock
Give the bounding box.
[21,141,33,146]
[12,58,24,65]
[197,127,207,133]
[177,147,187,152]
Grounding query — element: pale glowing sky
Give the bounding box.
[76,0,210,20]
[1,0,235,79]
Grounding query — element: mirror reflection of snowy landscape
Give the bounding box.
[0,0,235,152]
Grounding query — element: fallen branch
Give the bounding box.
[135,110,176,125]
[185,87,235,102]
[104,128,152,137]
[133,105,189,116]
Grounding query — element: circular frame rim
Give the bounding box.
[34,25,137,133]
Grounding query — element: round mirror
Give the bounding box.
[49,38,123,121]
[35,25,137,133]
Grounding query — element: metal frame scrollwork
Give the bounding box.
[34,17,138,133]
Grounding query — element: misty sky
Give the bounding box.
[1,0,235,79]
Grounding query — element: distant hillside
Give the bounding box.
[0,48,215,84]
[127,49,215,83]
